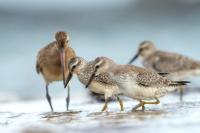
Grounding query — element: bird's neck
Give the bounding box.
[142,51,156,61]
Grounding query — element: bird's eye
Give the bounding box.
[70,65,76,72]
[140,47,149,51]
[95,65,100,69]
[72,65,76,69]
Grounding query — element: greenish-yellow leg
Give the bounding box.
[116,96,124,111]
[132,98,160,111]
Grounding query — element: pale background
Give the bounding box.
[0,0,200,101]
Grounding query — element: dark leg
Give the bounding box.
[116,96,124,111]
[179,87,184,102]
[66,84,70,111]
[101,99,108,112]
[46,84,54,112]
[141,105,145,111]
[132,102,143,111]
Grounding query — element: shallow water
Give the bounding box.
[1,90,200,133]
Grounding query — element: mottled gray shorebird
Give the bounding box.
[65,57,124,112]
[128,41,200,101]
[36,31,76,112]
[86,57,189,111]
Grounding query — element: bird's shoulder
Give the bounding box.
[147,50,200,72]
[37,41,57,59]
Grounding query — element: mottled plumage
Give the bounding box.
[66,57,123,111]
[87,57,189,111]
[108,64,186,99]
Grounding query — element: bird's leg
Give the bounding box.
[66,84,70,111]
[179,86,184,102]
[140,98,160,111]
[132,99,160,111]
[116,96,124,111]
[101,99,108,112]
[132,100,144,111]
[46,84,54,112]
[141,104,145,111]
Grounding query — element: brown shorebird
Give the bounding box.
[36,31,76,112]
[86,57,189,111]
[65,57,124,112]
[128,41,200,101]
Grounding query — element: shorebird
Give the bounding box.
[86,57,189,111]
[128,41,200,101]
[36,31,76,112]
[65,57,124,112]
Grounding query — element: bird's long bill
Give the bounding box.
[65,72,72,111]
[65,72,73,88]
[128,51,140,64]
[60,49,66,87]
[85,67,98,88]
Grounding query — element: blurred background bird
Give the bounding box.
[128,41,200,101]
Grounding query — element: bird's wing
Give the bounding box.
[123,65,188,88]
[135,68,168,87]
[35,41,56,74]
[95,73,115,84]
[149,51,200,73]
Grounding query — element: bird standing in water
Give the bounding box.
[87,57,189,111]
[65,57,124,112]
[36,31,76,112]
[128,41,200,101]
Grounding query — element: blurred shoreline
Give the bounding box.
[0,0,200,100]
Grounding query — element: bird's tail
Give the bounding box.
[169,81,190,87]
[165,81,190,93]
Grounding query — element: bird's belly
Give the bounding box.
[42,67,68,83]
[119,82,167,100]
[168,69,200,80]
[88,81,119,96]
